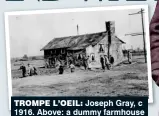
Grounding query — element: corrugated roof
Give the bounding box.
[41,31,124,51]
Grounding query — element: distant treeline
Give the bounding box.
[123,50,146,57]
[11,55,44,62]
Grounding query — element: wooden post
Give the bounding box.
[141,8,147,63]
[128,9,147,63]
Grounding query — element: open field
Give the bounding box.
[11,56,148,96]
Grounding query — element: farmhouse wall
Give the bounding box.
[86,35,124,68]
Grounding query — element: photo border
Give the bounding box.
[4,5,153,110]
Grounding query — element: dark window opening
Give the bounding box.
[109,55,114,64]
[90,53,95,61]
[78,54,82,60]
[92,56,95,61]
[54,50,56,54]
[61,49,65,54]
[99,44,104,52]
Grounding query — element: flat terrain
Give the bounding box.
[12,56,148,96]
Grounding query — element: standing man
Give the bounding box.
[58,61,64,74]
[69,61,75,73]
[28,63,34,76]
[45,59,49,68]
[19,63,26,78]
[83,55,89,70]
[33,67,38,75]
[150,1,159,86]
[127,51,132,64]
[104,55,110,70]
[100,56,105,70]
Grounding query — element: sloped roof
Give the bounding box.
[115,36,125,44]
[41,31,125,51]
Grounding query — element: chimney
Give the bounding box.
[106,21,115,34]
[106,21,115,59]
[77,25,79,35]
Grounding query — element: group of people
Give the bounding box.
[56,55,89,75]
[100,55,112,71]
[56,61,75,74]
[57,60,75,75]
[58,54,114,74]
[19,63,37,78]
[19,52,132,77]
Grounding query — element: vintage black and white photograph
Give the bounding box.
[5,5,152,102]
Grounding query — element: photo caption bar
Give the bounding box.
[11,97,148,116]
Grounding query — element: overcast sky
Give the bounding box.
[8,8,146,58]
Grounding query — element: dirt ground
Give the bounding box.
[12,56,148,96]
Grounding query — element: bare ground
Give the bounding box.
[12,56,148,96]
